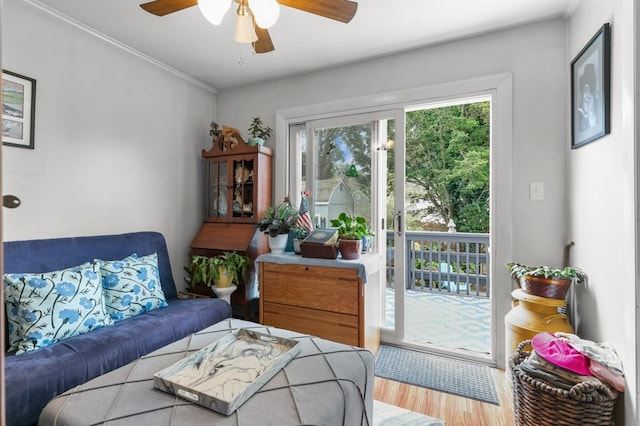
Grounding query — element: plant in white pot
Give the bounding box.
[189,251,250,289]
[506,263,586,300]
[257,199,298,254]
[247,117,273,146]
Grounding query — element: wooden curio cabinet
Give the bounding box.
[189,135,272,320]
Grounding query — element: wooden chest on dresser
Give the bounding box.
[258,256,380,353]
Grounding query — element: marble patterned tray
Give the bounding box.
[153,328,301,415]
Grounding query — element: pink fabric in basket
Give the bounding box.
[532,332,591,376]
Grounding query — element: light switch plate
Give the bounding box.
[530,182,544,201]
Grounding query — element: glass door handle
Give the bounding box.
[393,211,402,236]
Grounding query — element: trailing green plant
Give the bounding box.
[248,117,273,140]
[330,213,374,240]
[188,251,251,287]
[257,199,299,237]
[506,262,586,282]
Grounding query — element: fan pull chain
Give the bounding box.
[237,43,258,66]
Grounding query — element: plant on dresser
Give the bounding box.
[330,212,374,260]
[257,199,299,237]
[257,199,299,255]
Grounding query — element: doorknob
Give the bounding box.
[3,195,21,208]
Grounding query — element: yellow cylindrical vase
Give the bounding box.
[505,289,573,361]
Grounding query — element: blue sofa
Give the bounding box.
[3,231,232,426]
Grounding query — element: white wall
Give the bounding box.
[568,0,637,423]
[2,0,217,288]
[217,18,569,369]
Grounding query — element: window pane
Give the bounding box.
[309,124,373,229]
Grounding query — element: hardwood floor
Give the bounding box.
[373,367,515,426]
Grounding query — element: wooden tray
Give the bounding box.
[153,329,300,415]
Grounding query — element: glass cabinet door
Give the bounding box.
[207,159,228,219]
[206,156,257,222]
[232,158,255,219]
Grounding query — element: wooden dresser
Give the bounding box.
[258,254,381,353]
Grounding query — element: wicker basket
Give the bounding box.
[509,340,618,426]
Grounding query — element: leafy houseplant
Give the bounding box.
[258,199,299,255]
[330,213,373,260]
[257,201,299,237]
[506,262,586,300]
[189,251,250,289]
[330,212,372,240]
[247,117,273,146]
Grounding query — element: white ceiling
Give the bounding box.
[30,0,578,91]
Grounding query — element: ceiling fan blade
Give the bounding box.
[140,0,197,16]
[253,26,275,54]
[277,0,357,23]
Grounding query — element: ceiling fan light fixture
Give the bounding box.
[248,0,280,29]
[197,0,231,25]
[234,10,258,43]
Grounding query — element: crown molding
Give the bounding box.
[22,0,218,94]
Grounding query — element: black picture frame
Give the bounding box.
[2,70,36,149]
[571,23,610,149]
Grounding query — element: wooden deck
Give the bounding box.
[384,288,491,354]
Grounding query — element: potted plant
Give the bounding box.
[189,251,251,289]
[330,212,372,260]
[290,226,310,255]
[506,262,586,300]
[247,117,273,146]
[257,199,299,254]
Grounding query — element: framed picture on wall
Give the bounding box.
[2,70,36,149]
[571,23,610,149]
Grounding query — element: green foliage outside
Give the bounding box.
[387,102,490,233]
[315,126,372,195]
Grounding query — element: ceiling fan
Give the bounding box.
[139,0,358,54]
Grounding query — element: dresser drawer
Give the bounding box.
[261,262,359,281]
[263,302,359,346]
[261,264,359,315]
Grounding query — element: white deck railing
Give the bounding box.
[385,230,490,298]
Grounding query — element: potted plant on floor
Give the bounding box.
[247,117,273,146]
[189,251,251,289]
[330,212,372,260]
[258,199,299,254]
[506,262,586,300]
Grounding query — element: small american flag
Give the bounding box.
[297,195,314,233]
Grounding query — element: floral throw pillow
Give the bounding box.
[100,252,168,322]
[4,261,111,354]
